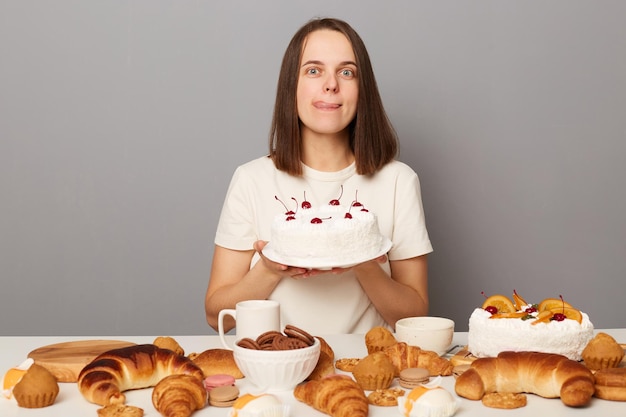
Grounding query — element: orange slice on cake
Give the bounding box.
[482,294,516,314]
[549,306,583,323]
[512,290,528,310]
[538,298,573,312]
[531,310,554,325]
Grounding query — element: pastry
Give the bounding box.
[203,373,235,391]
[317,336,335,361]
[451,364,470,379]
[397,385,459,417]
[383,342,453,376]
[398,367,430,389]
[582,332,625,370]
[454,351,595,407]
[367,388,405,406]
[481,392,527,409]
[190,348,244,379]
[229,393,289,416]
[208,385,239,407]
[352,352,395,390]
[152,374,207,417]
[307,350,336,381]
[334,358,360,372]
[11,363,59,408]
[153,336,185,356]
[77,344,204,406]
[365,326,397,354]
[593,367,626,401]
[294,374,368,417]
[97,404,144,417]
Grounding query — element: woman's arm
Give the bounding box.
[204,242,309,332]
[352,255,429,329]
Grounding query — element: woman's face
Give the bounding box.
[296,29,358,140]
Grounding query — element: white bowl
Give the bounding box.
[395,317,455,356]
[233,338,320,392]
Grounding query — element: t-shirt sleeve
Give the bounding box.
[214,166,259,251]
[387,167,433,261]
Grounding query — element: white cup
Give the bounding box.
[218,300,281,350]
[395,316,455,356]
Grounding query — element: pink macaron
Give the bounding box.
[203,374,236,392]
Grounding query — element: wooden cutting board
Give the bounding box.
[28,340,136,383]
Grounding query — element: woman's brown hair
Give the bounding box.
[269,18,398,176]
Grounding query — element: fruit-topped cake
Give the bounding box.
[467,291,594,361]
[264,186,391,268]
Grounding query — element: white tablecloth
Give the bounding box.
[1,330,625,416]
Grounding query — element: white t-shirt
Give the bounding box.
[214,156,433,334]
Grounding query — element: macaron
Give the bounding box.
[208,385,240,407]
[203,374,236,391]
[398,367,430,389]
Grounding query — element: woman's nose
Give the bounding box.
[324,75,338,92]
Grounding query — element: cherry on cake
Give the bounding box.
[467,291,594,361]
[264,189,391,268]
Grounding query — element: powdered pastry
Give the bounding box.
[265,192,389,267]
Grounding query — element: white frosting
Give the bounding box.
[269,204,385,266]
[468,308,594,361]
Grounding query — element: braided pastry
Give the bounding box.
[77,344,204,406]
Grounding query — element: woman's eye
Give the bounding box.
[340,69,355,77]
[306,68,320,75]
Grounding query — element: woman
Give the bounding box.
[205,18,432,334]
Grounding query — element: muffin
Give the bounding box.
[352,352,395,390]
[365,326,397,354]
[12,363,59,408]
[582,332,625,370]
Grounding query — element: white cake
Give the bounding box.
[467,307,594,361]
[266,203,388,267]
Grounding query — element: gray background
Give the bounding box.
[1,1,624,336]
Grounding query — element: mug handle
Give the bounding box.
[218,309,236,350]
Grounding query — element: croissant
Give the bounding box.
[152,374,207,417]
[78,344,204,406]
[294,374,368,417]
[454,351,595,407]
[382,342,453,376]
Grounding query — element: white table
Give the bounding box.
[1,330,626,416]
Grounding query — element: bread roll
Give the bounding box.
[454,351,595,407]
[77,344,204,406]
[190,348,243,379]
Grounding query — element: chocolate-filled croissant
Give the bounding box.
[152,374,207,417]
[294,374,368,417]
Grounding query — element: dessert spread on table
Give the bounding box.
[3,314,626,416]
[264,188,390,268]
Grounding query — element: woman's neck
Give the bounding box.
[301,133,354,172]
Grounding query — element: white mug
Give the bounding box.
[218,300,281,350]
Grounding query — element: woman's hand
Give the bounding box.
[253,240,311,279]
